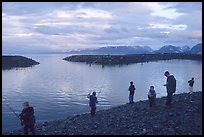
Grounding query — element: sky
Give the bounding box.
[2,2,202,54]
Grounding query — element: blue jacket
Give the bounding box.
[89,95,98,107]
[129,85,135,95]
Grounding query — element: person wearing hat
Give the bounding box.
[19,102,36,135]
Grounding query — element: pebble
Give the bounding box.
[3,91,202,135]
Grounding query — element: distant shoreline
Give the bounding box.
[3,91,202,135]
[2,55,40,70]
[63,53,202,65]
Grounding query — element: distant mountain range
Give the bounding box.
[66,43,202,55]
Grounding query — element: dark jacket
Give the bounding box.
[89,95,98,107]
[148,89,156,99]
[19,107,35,126]
[166,75,176,93]
[129,85,135,95]
[188,80,194,87]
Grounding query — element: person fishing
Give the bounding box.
[87,92,98,116]
[19,102,36,135]
[128,81,135,104]
[188,77,195,94]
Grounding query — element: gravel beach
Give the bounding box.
[3,91,202,135]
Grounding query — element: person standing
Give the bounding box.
[87,92,98,116]
[148,86,156,107]
[188,77,195,93]
[128,81,135,104]
[163,71,176,107]
[19,102,36,135]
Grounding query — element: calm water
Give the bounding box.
[2,54,202,132]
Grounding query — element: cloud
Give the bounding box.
[15,33,33,37]
[146,2,185,19]
[52,8,112,19]
[2,2,202,53]
[148,24,187,30]
[182,30,202,40]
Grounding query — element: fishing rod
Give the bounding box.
[193,75,202,80]
[97,78,106,98]
[3,96,22,121]
[87,79,106,104]
[5,103,21,120]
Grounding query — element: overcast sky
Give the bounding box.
[2,2,202,53]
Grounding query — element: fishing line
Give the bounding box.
[97,78,106,98]
[3,96,21,121]
[193,75,202,80]
[5,103,21,120]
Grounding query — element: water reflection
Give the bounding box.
[2,54,202,132]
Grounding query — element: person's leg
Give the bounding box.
[129,95,133,103]
[91,107,94,116]
[23,125,28,135]
[189,86,193,93]
[169,93,173,105]
[91,107,96,116]
[130,95,133,103]
[129,95,131,103]
[93,107,96,115]
[148,99,151,107]
[132,94,134,103]
[153,98,156,107]
[149,98,153,107]
[188,86,192,93]
[29,125,35,135]
[166,92,173,106]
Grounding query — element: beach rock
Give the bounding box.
[2,55,40,70]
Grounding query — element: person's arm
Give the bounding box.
[96,97,98,103]
[154,91,156,97]
[164,78,169,86]
[148,91,151,98]
[87,93,90,99]
[30,107,34,115]
[19,112,23,119]
[19,110,25,126]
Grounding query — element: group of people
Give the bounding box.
[128,71,195,108]
[17,71,195,135]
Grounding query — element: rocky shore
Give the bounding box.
[2,56,40,70]
[63,53,202,65]
[3,91,202,135]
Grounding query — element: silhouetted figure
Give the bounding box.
[87,92,98,116]
[148,86,156,107]
[163,71,176,107]
[188,77,195,93]
[128,81,135,104]
[19,102,35,135]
